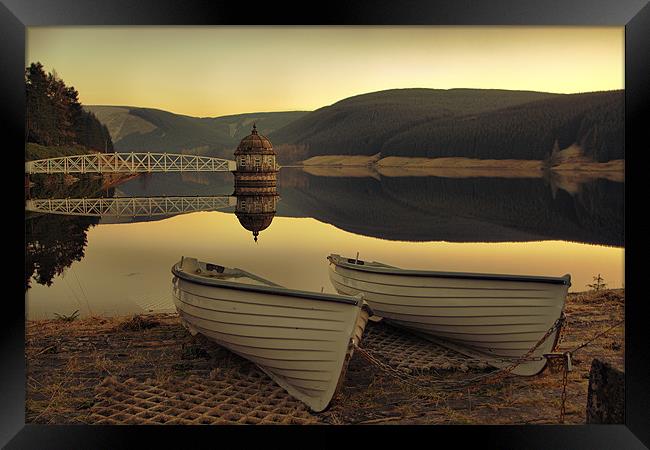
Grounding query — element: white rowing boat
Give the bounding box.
[327,254,570,376]
[171,257,369,412]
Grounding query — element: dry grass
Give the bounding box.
[113,314,160,332]
[26,289,624,425]
[299,153,623,181]
[25,313,226,424]
[301,153,625,181]
[301,153,381,167]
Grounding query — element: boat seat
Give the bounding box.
[180,256,201,274]
[206,263,225,273]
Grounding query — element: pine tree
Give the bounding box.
[25,61,113,152]
[587,274,607,292]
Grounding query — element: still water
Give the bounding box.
[25,169,624,319]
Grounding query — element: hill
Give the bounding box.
[87,88,624,163]
[268,88,623,162]
[85,106,308,159]
[382,90,624,162]
[268,89,559,157]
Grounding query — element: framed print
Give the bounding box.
[3,0,649,448]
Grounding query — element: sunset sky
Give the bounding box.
[26,26,624,117]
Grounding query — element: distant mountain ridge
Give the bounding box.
[87,88,624,163]
[85,105,308,159]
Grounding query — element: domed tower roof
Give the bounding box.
[235,211,275,243]
[235,124,275,155]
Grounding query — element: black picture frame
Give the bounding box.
[3,1,648,448]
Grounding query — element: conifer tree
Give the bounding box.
[25,61,113,152]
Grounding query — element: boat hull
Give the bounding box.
[328,257,569,376]
[172,262,366,412]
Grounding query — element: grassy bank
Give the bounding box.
[26,289,624,425]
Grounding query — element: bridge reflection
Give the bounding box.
[25,190,281,289]
[26,196,237,218]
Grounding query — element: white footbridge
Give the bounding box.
[26,196,236,218]
[25,152,236,174]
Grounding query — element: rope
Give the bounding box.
[568,319,624,355]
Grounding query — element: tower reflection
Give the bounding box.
[232,124,280,242]
[234,188,279,243]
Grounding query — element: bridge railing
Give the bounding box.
[25,152,237,174]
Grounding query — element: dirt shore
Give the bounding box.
[299,153,624,181]
[26,289,624,425]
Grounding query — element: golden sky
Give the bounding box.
[26,26,624,117]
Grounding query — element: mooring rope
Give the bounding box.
[569,319,624,355]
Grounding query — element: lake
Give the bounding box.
[25,168,624,320]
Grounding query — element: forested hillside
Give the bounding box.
[268,88,624,162]
[86,106,307,158]
[268,89,557,157]
[25,62,113,153]
[382,91,624,162]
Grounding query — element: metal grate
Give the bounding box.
[360,321,490,374]
[89,369,322,425]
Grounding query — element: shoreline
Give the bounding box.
[26,289,624,425]
[297,154,624,181]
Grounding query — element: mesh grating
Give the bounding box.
[89,368,322,425]
[360,321,489,373]
[88,321,486,425]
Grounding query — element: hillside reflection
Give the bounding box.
[276,169,623,246]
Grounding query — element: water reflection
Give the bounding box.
[26,196,237,221]
[25,175,281,288]
[25,168,623,309]
[235,192,279,243]
[25,213,99,289]
[276,169,624,246]
[25,174,108,289]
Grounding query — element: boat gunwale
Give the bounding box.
[172,262,361,306]
[328,254,572,286]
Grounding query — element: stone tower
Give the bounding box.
[233,124,278,194]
